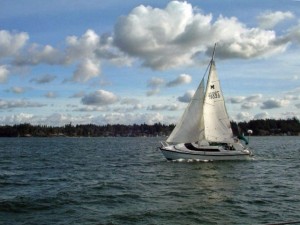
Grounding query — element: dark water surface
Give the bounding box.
[0,136,299,225]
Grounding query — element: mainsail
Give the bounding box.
[203,60,234,143]
[166,78,205,143]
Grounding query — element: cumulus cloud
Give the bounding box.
[9,29,130,83]
[213,21,286,59]
[66,29,99,61]
[257,11,294,29]
[14,44,65,66]
[0,99,46,109]
[81,90,119,106]
[178,90,195,103]
[114,1,199,70]
[72,58,100,82]
[295,103,300,109]
[114,1,289,70]
[0,30,29,58]
[260,98,289,109]
[66,29,131,82]
[166,74,192,87]
[0,65,9,83]
[30,74,56,84]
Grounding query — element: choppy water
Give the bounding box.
[0,136,299,225]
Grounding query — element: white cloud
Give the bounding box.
[114,1,289,70]
[178,90,195,103]
[166,74,192,87]
[113,1,208,70]
[66,29,99,61]
[14,44,65,66]
[0,65,9,83]
[0,30,29,58]
[10,29,130,83]
[81,90,119,106]
[72,58,100,82]
[213,18,287,59]
[257,11,294,29]
[295,103,300,109]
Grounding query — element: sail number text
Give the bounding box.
[208,91,220,99]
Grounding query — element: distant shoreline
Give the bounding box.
[0,118,299,137]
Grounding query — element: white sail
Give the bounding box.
[203,61,234,143]
[167,78,205,143]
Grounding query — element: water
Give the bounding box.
[0,136,299,225]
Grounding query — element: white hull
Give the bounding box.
[159,143,252,161]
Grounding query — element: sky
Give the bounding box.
[0,0,300,126]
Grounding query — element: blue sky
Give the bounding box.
[0,0,300,125]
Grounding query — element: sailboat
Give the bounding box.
[159,44,253,161]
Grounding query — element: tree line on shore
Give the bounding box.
[0,118,299,137]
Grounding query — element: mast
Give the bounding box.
[211,43,217,62]
[206,43,217,91]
